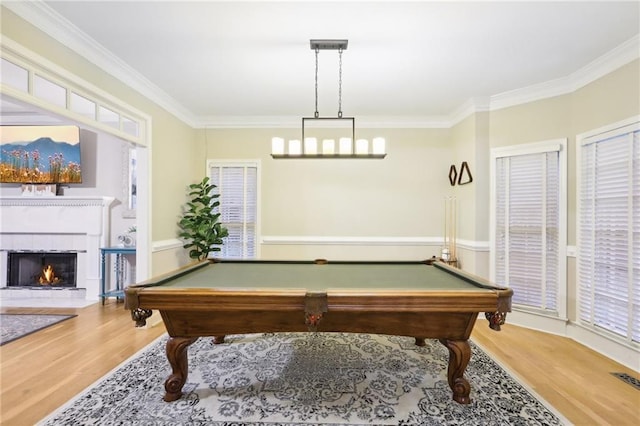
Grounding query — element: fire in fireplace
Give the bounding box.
[7,251,77,288]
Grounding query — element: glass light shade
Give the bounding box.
[339,137,352,155]
[304,137,317,155]
[372,137,385,155]
[355,139,369,155]
[271,137,285,155]
[322,139,335,155]
[288,139,301,155]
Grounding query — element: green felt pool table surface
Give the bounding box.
[157,260,492,291]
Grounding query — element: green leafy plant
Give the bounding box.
[178,177,229,261]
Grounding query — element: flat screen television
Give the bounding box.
[0,125,82,184]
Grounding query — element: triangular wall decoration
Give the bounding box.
[458,161,473,185]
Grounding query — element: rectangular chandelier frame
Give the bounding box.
[270,38,386,159]
[269,117,385,159]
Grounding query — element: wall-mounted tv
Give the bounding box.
[0,125,82,184]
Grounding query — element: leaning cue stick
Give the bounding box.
[452,197,457,261]
[444,197,448,258]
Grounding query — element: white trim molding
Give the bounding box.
[262,236,444,246]
[490,35,639,112]
[152,238,183,253]
[261,236,488,251]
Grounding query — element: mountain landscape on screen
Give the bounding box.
[0,125,82,184]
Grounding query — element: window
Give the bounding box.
[208,161,259,259]
[577,119,640,344]
[491,140,567,317]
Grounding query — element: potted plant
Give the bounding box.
[178,177,229,261]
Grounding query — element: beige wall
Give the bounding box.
[1,7,201,276]
[204,127,454,260]
[449,112,491,276]
[449,112,491,241]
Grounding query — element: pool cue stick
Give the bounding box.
[452,197,457,261]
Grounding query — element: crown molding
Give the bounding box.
[5,2,639,129]
[3,0,199,128]
[449,98,491,126]
[569,34,639,92]
[489,35,639,112]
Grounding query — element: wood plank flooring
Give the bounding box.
[1,301,639,425]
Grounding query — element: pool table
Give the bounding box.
[125,259,512,405]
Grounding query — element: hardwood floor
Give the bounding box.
[1,302,639,425]
[0,301,165,426]
[473,322,640,425]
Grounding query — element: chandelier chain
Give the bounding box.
[338,48,343,118]
[314,47,319,118]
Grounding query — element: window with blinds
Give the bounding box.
[577,120,639,344]
[491,140,567,317]
[208,161,259,259]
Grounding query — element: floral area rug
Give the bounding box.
[39,332,567,425]
[0,313,76,345]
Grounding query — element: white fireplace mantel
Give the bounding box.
[0,196,116,300]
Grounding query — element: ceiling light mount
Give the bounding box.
[271,39,385,159]
[310,39,348,51]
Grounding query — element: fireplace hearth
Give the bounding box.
[8,251,78,288]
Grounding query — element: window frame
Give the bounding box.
[490,139,568,320]
[206,159,261,260]
[576,116,640,346]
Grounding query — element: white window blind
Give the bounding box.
[578,122,640,344]
[209,162,258,259]
[492,140,565,315]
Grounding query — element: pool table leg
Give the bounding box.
[163,336,198,402]
[439,338,471,404]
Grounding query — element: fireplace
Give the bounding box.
[8,251,77,288]
[0,196,115,300]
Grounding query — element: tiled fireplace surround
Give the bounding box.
[0,196,115,301]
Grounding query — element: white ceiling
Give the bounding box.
[4,1,640,127]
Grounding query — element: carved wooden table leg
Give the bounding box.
[163,336,198,402]
[439,338,471,404]
[130,308,152,327]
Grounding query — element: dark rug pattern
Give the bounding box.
[0,313,76,345]
[40,332,565,425]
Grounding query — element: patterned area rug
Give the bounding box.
[40,332,566,425]
[0,313,76,345]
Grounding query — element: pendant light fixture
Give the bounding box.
[271,39,386,159]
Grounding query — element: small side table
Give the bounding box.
[100,247,136,304]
